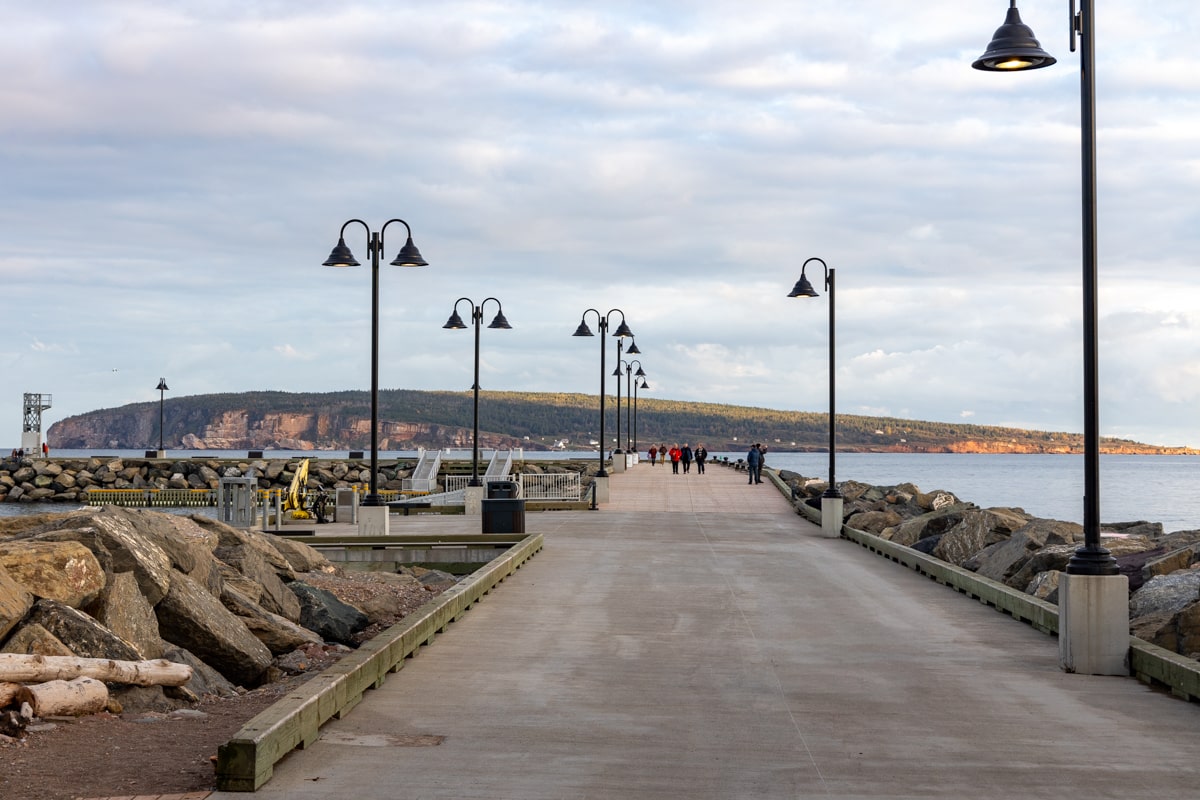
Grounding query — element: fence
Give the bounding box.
[441,473,581,500]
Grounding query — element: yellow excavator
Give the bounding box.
[282,459,311,519]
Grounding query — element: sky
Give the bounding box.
[2,1,1199,448]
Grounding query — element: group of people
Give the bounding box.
[7,444,47,458]
[745,443,768,484]
[646,443,709,474]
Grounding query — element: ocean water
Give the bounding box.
[3,449,1198,532]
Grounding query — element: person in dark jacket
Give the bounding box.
[681,443,693,474]
[746,443,762,485]
[695,444,708,474]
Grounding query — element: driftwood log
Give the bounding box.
[15,677,108,717]
[0,681,20,707]
[0,654,192,687]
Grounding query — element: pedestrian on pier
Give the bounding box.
[648,445,658,465]
[746,443,762,485]
[669,444,682,474]
[681,443,693,473]
[695,444,708,474]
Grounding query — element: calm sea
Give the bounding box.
[3,449,1198,533]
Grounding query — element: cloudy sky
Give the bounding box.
[2,1,1199,448]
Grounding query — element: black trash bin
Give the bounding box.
[482,480,525,534]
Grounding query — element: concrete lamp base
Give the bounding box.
[464,485,485,516]
[357,505,390,537]
[612,455,626,474]
[820,495,843,539]
[593,475,610,504]
[1059,572,1129,676]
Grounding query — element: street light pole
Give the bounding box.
[323,218,428,509]
[633,369,648,454]
[612,339,624,456]
[444,297,512,487]
[789,257,843,538]
[574,309,634,507]
[973,0,1126,675]
[971,0,1115,576]
[155,378,169,453]
[623,359,645,452]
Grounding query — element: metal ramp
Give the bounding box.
[402,448,442,492]
[389,488,465,508]
[484,449,513,478]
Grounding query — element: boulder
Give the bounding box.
[155,569,272,687]
[266,536,333,574]
[188,516,294,579]
[161,644,239,699]
[0,563,34,641]
[1025,570,1061,604]
[886,504,973,547]
[0,540,106,608]
[220,584,323,656]
[87,571,164,659]
[214,544,301,622]
[0,622,74,656]
[1129,571,1200,619]
[964,518,1084,585]
[844,509,902,534]
[932,507,1030,567]
[26,599,143,661]
[1142,544,1200,583]
[289,582,369,646]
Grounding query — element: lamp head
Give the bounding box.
[156,378,169,392]
[389,236,428,267]
[612,366,622,377]
[612,320,634,338]
[634,366,646,378]
[972,1,1057,71]
[639,379,650,389]
[443,310,467,330]
[788,274,819,298]
[573,320,595,337]
[323,237,360,267]
[488,310,512,329]
[625,339,641,355]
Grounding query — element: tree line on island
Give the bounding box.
[45,389,1196,455]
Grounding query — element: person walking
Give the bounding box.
[681,443,693,474]
[695,443,708,474]
[746,443,762,485]
[757,445,767,483]
[669,444,682,474]
[648,445,658,466]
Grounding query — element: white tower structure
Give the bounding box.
[21,393,52,455]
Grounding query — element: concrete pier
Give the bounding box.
[212,462,1200,800]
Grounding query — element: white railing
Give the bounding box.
[403,448,442,492]
[440,473,581,501]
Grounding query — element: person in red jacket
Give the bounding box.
[668,444,682,474]
[648,445,658,465]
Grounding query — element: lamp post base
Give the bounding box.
[820,495,843,539]
[593,474,610,505]
[1059,573,1129,675]
[464,485,485,516]
[357,505,390,536]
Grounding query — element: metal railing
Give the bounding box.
[440,473,581,500]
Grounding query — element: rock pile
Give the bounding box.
[782,471,1200,661]
[0,506,448,736]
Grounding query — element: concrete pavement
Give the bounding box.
[212,462,1200,799]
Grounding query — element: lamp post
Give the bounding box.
[621,359,646,452]
[155,378,169,454]
[973,0,1126,674]
[611,340,624,457]
[788,257,843,538]
[634,371,649,454]
[322,218,428,512]
[573,309,634,507]
[443,297,511,487]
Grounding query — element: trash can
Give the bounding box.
[482,480,525,534]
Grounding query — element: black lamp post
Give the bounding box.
[444,297,511,487]
[622,359,646,452]
[634,371,649,453]
[155,378,169,452]
[789,258,843,521]
[573,309,634,494]
[973,0,1117,576]
[323,218,428,507]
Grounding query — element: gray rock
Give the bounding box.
[214,544,301,622]
[221,583,322,656]
[0,622,74,656]
[87,570,164,659]
[887,503,973,547]
[289,581,369,646]
[26,598,142,660]
[1129,571,1200,618]
[161,644,239,698]
[266,536,332,574]
[932,507,1030,567]
[155,569,272,687]
[0,540,106,608]
[845,509,902,534]
[965,518,1084,585]
[1025,570,1061,604]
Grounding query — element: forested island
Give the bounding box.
[45,389,1197,455]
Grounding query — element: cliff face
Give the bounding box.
[48,408,527,451]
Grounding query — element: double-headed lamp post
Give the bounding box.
[973,0,1126,675]
[620,358,646,452]
[574,309,634,505]
[155,378,169,454]
[443,297,511,487]
[322,218,428,514]
[609,337,640,457]
[789,257,843,539]
[633,368,649,453]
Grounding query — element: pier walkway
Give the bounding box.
[213,461,1200,799]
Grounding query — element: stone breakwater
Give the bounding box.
[781,470,1200,664]
[0,456,597,504]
